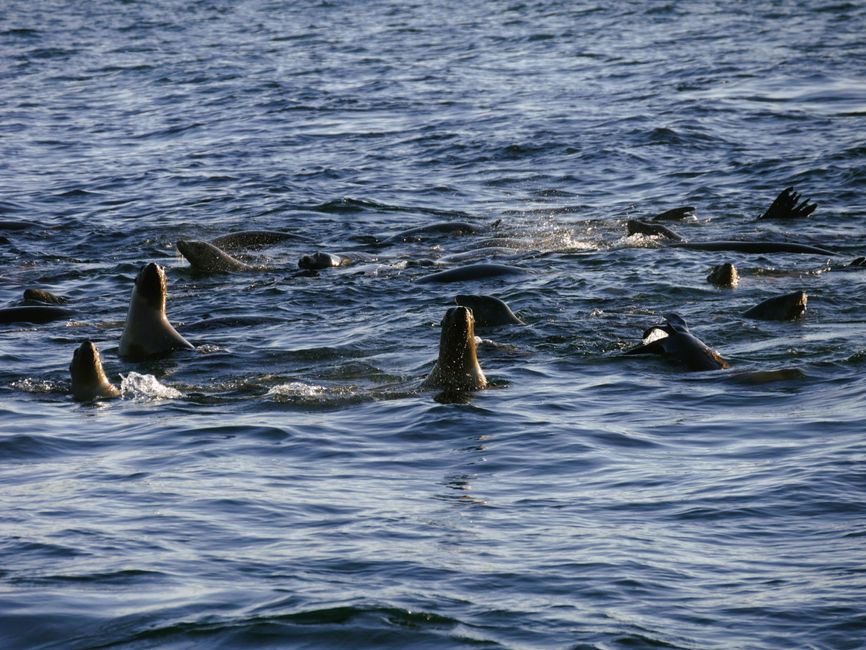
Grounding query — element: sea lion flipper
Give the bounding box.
[662,313,689,334]
[759,187,817,220]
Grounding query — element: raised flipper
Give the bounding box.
[758,187,817,220]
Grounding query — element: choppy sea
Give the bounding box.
[2,1,866,648]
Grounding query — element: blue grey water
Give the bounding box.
[2,1,865,648]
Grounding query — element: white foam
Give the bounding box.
[120,372,183,400]
[266,382,327,398]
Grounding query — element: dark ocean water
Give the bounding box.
[2,1,866,648]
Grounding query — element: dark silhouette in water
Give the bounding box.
[624,313,728,371]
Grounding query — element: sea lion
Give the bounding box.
[439,247,519,264]
[455,294,523,327]
[758,187,817,220]
[417,263,528,284]
[0,305,74,324]
[670,241,835,255]
[627,220,684,241]
[297,251,353,270]
[69,340,121,402]
[384,220,498,244]
[624,313,728,371]
[743,290,807,320]
[209,230,308,250]
[651,206,695,221]
[707,262,739,288]
[22,288,69,304]
[177,240,256,273]
[119,262,194,359]
[422,306,487,392]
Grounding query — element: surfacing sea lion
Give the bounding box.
[651,206,695,221]
[119,262,195,359]
[417,263,527,284]
[624,313,728,371]
[70,340,121,402]
[422,306,487,392]
[384,219,499,244]
[177,240,257,273]
[455,294,523,327]
[627,220,684,241]
[758,187,817,220]
[743,290,807,321]
[22,288,69,305]
[209,230,309,250]
[707,262,739,288]
[298,251,353,270]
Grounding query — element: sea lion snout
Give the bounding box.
[135,262,167,308]
[442,305,474,332]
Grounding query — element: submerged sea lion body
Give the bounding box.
[624,313,728,371]
[455,294,523,327]
[439,247,519,264]
[743,290,807,321]
[0,305,74,324]
[422,306,487,392]
[177,240,256,273]
[671,241,835,256]
[627,220,683,241]
[70,340,121,402]
[209,230,308,250]
[385,220,494,244]
[119,263,194,359]
[707,262,739,288]
[417,263,527,284]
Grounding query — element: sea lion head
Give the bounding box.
[455,294,523,327]
[424,306,487,392]
[176,240,208,263]
[440,305,475,359]
[785,290,808,319]
[23,288,68,304]
[298,252,338,270]
[707,262,739,288]
[70,340,119,402]
[134,262,167,311]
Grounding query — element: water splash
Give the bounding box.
[120,372,183,400]
[266,382,328,400]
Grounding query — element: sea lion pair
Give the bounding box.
[421,295,525,394]
[69,262,192,401]
[423,306,487,393]
[177,239,360,274]
[625,291,808,372]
